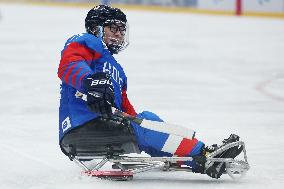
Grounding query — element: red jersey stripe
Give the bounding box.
[174,138,198,157]
[79,71,91,88]
[64,63,77,84]
[72,67,83,87]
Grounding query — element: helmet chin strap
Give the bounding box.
[92,26,104,38]
[97,26,104,38]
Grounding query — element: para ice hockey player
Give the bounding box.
[57,5,243,179]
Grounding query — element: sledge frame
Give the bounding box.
[70,141,250,180]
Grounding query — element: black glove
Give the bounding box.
[82,72,115,117]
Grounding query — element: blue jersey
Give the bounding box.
[58,33,136,142]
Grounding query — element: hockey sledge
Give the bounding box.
[62,108,249,181]
[69,141,249,181]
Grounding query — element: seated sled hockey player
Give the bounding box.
[58,5,244,179]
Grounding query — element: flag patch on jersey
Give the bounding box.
[62,117,72,133]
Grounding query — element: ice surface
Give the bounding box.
[0,3,284,189]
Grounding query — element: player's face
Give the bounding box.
[103,23,126,46]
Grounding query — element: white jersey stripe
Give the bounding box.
[140,119,195,139]
[161,135,183,154]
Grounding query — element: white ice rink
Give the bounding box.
[0,3,284,189]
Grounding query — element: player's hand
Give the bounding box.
[82,72,114,117]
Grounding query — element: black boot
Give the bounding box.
[204,134,243,179]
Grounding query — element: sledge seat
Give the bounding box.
[60,117,140,159]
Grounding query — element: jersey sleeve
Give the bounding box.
[121,88,137,116]
[57,35,102,92]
